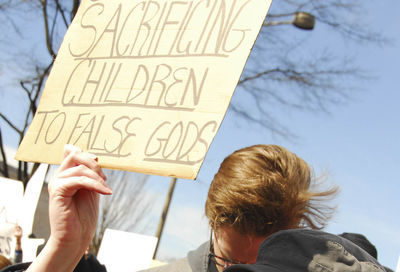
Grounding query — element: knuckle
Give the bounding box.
[76,164,88,171]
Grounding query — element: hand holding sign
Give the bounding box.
[47,145,110,251]
[27,145,112,272]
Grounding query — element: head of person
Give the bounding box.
[205,145,338,271]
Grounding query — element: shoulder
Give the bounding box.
[187,241,210,272]
[141,241,210,272]
[140,258,191,272]
[225,229,387,272]
[265,229,385,270]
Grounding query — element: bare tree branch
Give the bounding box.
[90,170,155,256]
[42,0,56,59]
[54,0,69,28]
[0,113,22,134]
[0,129,9,178]
[71,0,80,21]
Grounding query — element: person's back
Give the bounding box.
[225,229,387,272]
[339,232,394,272]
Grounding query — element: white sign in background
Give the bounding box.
[97,228,158,272]
[0,177,24,259]
[0,164,48,261]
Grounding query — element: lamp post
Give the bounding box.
[263,12,316,30]
[153,177,177,259]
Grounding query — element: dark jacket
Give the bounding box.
[0,253,106,272]
[225,229,388,272]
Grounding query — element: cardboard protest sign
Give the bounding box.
[16,0,272,179]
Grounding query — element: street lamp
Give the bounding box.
[263,12,316,30]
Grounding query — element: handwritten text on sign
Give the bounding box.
[16,0,272,179]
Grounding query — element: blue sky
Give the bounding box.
[1,0,399,270]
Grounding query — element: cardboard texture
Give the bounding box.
[16,0,272,179]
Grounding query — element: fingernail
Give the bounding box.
[88,153,98,161]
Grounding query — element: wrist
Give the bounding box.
[26,237,85,272]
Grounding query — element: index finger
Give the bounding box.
[59,145,107,181]
[63,144,82,159]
